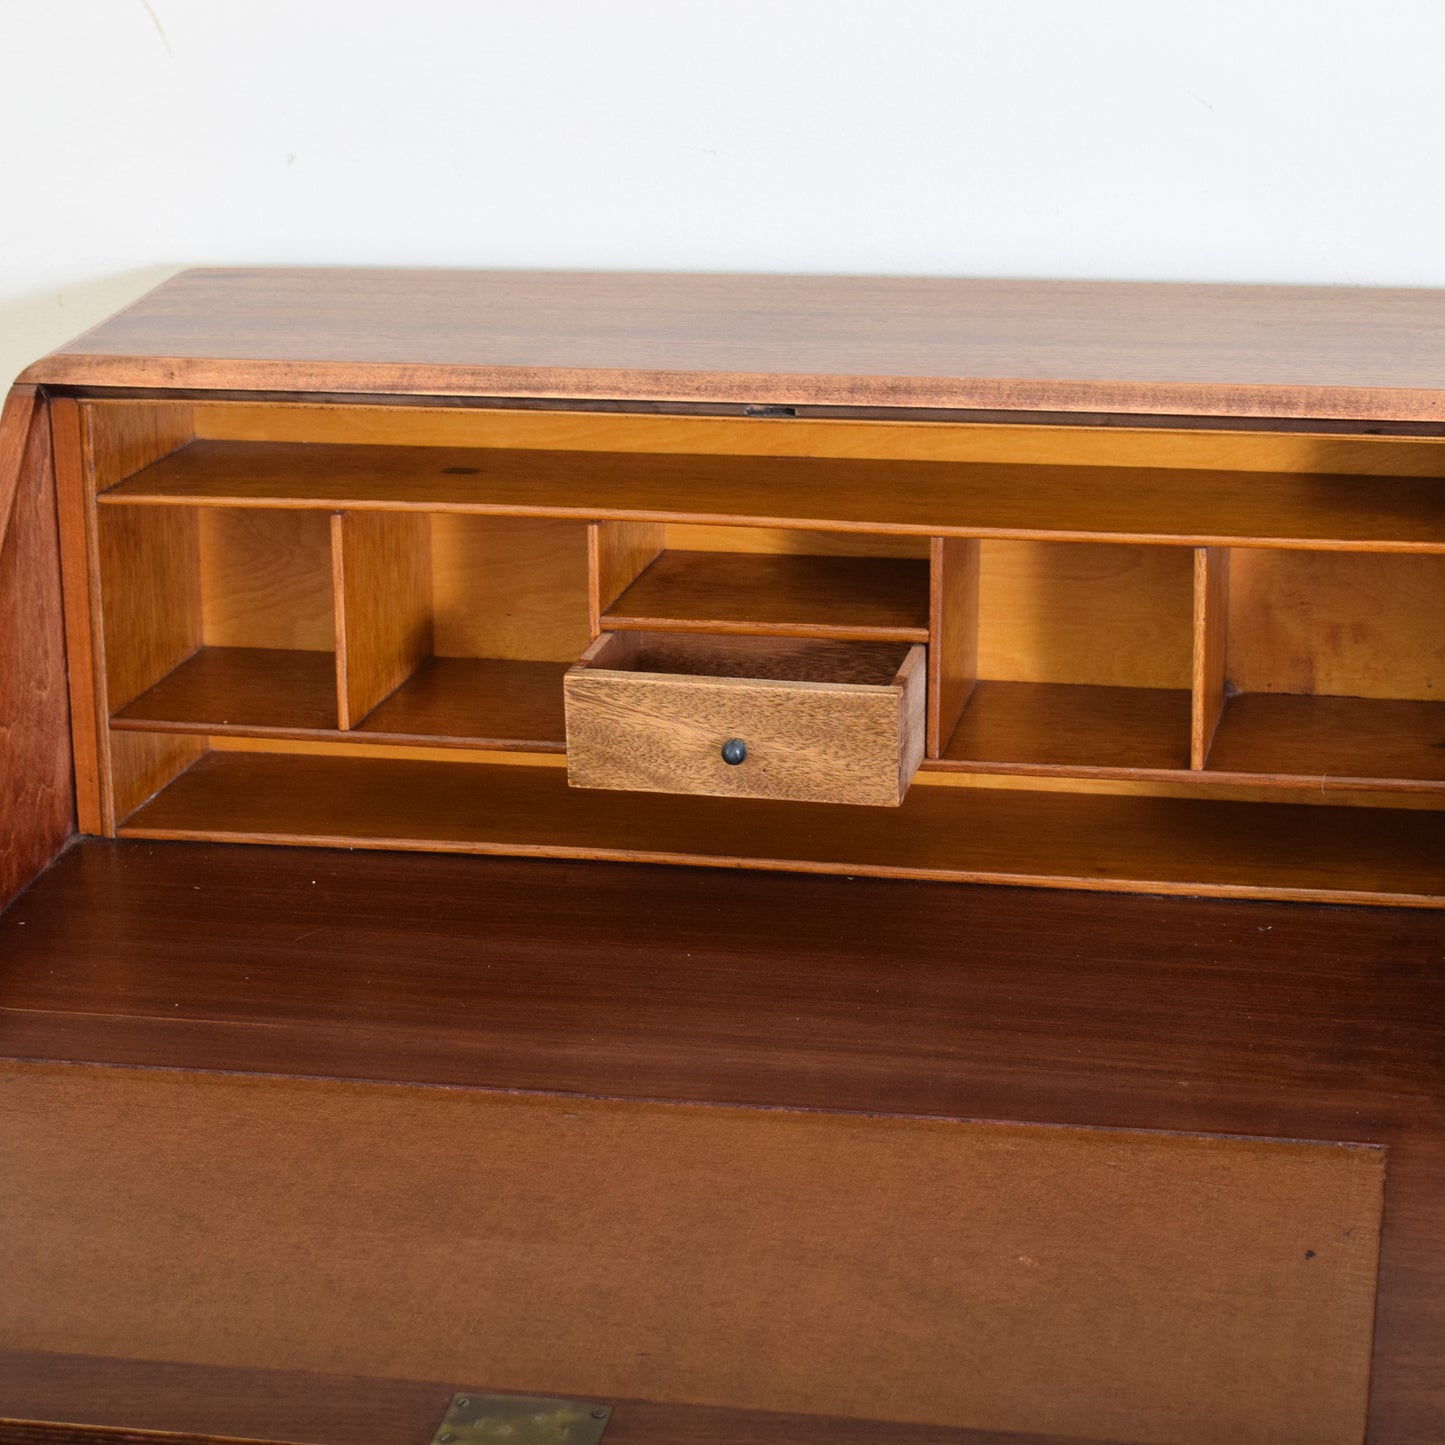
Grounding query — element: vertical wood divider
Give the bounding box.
[60,400,200,833]
[49,398,112,833]
[588,520,665,637]
[1191,546,1231,769]
[333,512,433,730]
[927,536,980,757]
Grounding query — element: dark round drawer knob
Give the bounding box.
[720,738,748,766]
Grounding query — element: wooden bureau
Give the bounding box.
[0,269,1442,1444]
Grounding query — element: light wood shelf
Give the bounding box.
[98,439,1445,552]
[935,681,1193,776]
[1205,693,1445,791]
[116,748,1444,908]
[112,646,338,735]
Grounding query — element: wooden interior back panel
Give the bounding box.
[1226,550,1445,701]
[977,541,1194,688]
[188,399,1445,476]
[198,510,334,652]
[97,506,201,712]
[0,1061,1383,1445]
[430,515,590,661]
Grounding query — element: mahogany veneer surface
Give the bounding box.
[1,842,1442,1441]
[0,1352,1118,1445]
[26,268,1445,421]
[0,1061,1383,1445]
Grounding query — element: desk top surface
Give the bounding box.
[22,267,1445,422]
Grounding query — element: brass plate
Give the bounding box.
[429,1391,611,1445]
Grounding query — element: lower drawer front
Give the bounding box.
[565,635,926,806]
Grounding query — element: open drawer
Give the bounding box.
[565,632,927,806]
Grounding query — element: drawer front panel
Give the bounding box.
[566,648,925,806]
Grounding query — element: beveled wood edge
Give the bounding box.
[20,356,1445,423]
[0,385,38,551]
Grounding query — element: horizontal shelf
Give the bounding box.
[937,681,1192,776]
[117,750,1445,906]
[113,647,338,733]
[100,440,1445,552]
[354,656,567,749]
[603,550,930,640]
[111,648,567,751]
[1206,692,1445,790]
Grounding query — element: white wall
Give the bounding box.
[4,0,1444,385]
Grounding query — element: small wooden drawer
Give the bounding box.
[565,632,926,806]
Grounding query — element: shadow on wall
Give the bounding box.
[1,267,182,389]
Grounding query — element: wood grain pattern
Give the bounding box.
[115,750,1445,905]
[96,505,201,712]
[0,1351,1109,1445]
[0,391,73,907]
[99,441,1445,552]
[1192,547,1230,769]
[566,635,924,806]
[82,400,193,491]
[48,398,108,834]
[589,519,664,634]
[0,1062,1383,1445]
[937,681,1192,775]
[0,386,38,545]
[928,537,979,756]
[603,549,931,640]
[2,841,1442,1439]
[190,397,1445,479]
[108,730,206,822]
[108,652,568,751]
[198,509,335,652]
[665,523,929,558]
[1226,550,1445,701]
[430,514,590,662]
[25,267,1445,421]
[1205,694,1445,789]
[112,648,341,735]
[333,511,429,729]
[977,541,1194,690]
[352,657,568,750]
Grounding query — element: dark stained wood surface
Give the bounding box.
[0,841,1442,1440]
[117,750,1445,906]
[0,389,73,908]
[5,1069,1377,1441]
[0,1352,1113,1445]
[98,440,1445,552]
[22,268,1445,422]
